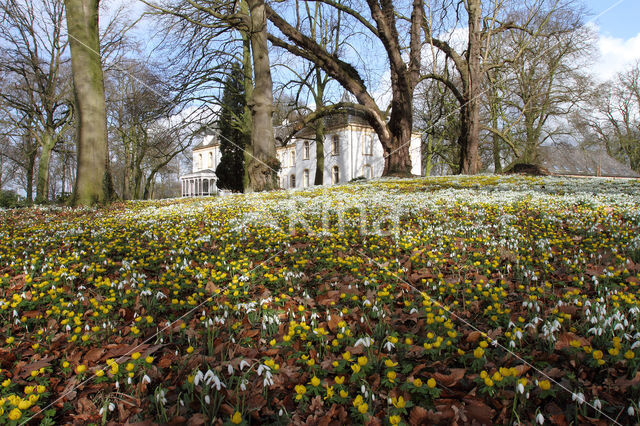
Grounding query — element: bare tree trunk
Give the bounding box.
[65,0,109,205]
[246,0,277,192]
[384,89,414,175]
[314,69,325,185]
[35,132,56,203]
[25,147,36,204]
[314,121,325,185]
[460,0,482,174]
[241,20,253,191]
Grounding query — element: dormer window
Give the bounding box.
[198,153,203,170]
[209,152,213,168]
[290,150,296,166]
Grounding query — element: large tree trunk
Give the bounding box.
[65,0,109,205]
[35,132,56,203]
[245,0,277,192]
[241,21,253,191]
[25,148,36,204]
[314,68,325,185]
[314,121,325,185]
[383,89,414,176]
[459,0,482,174]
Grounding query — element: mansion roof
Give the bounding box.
[275,105,372,147]
[539,145,639,178]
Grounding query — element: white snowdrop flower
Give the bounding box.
[263,370,274,387]
[180,399,184,407]
[361,385,366,394]
[99,407,104,415]
[109,402,115,412]
[572,392,585,405]
[517,383,525,394]
[279,409,284,416]
[127,377,132,385]
[115,380,120,389]
[536,413,545,424]
[593,399,602,410]
[205,395,211,405]
[194,370,204,386]
[142,374,151,384]
[628,406,635,416]
[239,360,250,370]
[240,379,248,391]
[228,364,234,375]
[354,336,374,348]
[257,364,269,376]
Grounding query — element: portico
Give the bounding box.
[180,169,218,197]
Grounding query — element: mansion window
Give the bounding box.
[198,153,203,169]
[290,150,296,166]
[363,164,372,179]
[332,166,340,184]
[331,135,339,155]
[303,141,310,160]
[281,153,287,168]
[290,174,296,188]
[363,135,373,156]
[303,169,310,187]
[209,152,213,168]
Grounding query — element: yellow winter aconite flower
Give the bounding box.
[539,380,551,390]
[145,356,154,364]
[310,376,321,387]
[387,371,396,383]
[231,411,243,424]
[353,395,364,407]
[392,396,406,409]
[384,359,398,368]
[389,415,401,425]
[625,350,635,360]
[357,356,368,366]
[294,385,306,401]
[131,352,141,360]
[473,347,485,358]
[8,408,22,421]
[76,364,87,374]
[427,378,437,388]
[358,403,368,414]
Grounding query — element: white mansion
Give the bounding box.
[180,110,422,196]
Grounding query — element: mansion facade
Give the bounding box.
[180,134,220,197]
[277,112,421,189]
[179,110,422,196]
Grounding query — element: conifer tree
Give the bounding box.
[216,63,249,192]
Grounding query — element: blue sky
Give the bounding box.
[584,0,640,80]
[588,0,640,39]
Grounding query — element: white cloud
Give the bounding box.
[591,28,640,81]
